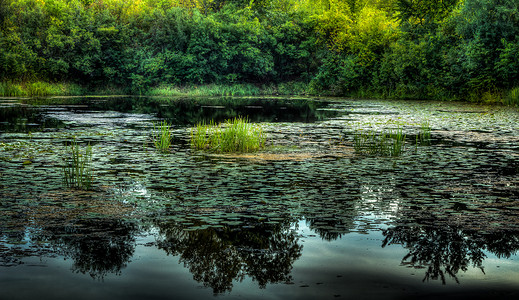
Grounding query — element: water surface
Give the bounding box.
[1,96,518,299]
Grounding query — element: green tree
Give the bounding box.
[451,0,519,91]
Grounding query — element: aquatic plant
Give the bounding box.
[353,128,406,157]
[416,121,432,146]
[62,138,93,190]
[191,117,266,153]
[152,121,173,153]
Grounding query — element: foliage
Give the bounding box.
[0,0,518,102]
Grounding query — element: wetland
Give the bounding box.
[1,96,518,299]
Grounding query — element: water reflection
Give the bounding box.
[155,217,302,294]
[0,105,65,132]
[2,97,519,298]
[4,97,340,131]
[382,225,519,284]
[41,219,137,279]
[0,203,137,279]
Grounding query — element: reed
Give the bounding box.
[62,138,93,190]
[190,120,214,150]
[416,121,432,146]
[152,121,173,153]
[191,117,265,152]
[354,127,406,157]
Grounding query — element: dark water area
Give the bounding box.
[1,96,518,299]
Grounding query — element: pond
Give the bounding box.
[1,96,518,299]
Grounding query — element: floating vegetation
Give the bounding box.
[152,121,173,153]
[62,138,93,190]
[190,117,266,153]
[416,121,432,146]
[353,127,406,157]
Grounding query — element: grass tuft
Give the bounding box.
[152,121,173,153]
[190,117,266,153]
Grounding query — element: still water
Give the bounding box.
[1,96,518,299]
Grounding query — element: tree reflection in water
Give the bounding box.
[382,225,519,284]
[155,218,302,294]
[38,219,137,279]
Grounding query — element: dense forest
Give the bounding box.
[0,0,518,102]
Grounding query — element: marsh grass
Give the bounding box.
[62,138,93,190]
[152,121,173,153]
[148,82,311,97]
[148,84,261,97]
[416,121,432,146]
[354,128,406,157]
[191,118,265,152]
[504,87,519,106]
[0,81,85,97]
[0,81,25,96]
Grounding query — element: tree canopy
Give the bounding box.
[0,0,518,100]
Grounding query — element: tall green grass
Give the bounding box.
[0,81,25,96]
[152,121,173,153]
[353,128,406,157]
[191,117,266,153]
[0,81,85,97]
[504,87,519,106]
[148,84,262,97]
[62,138,93,190]
[148,82,310,97]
